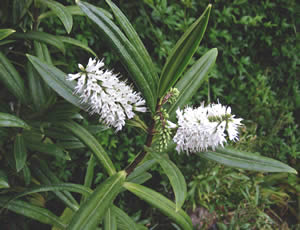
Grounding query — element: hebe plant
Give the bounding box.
[0,0,297,229]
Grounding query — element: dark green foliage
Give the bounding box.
[0,0,298,229]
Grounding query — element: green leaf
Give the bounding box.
[0,51,27,103]
[22,164,31,186]
[61,120,116,176]
[0,197,67,229]
[14,134,27,172]
[31,158,79,211]
[26,141,69,160]
[58,36,97,57]
[39,0,73,34]
[27,54,85,110]
[169,48,218,120]
[77,0,156,113]
[0,170,10,189]
[104,208,117,230]
[150,151,186,211]
[124,182,193,230]
[158,4,211,97]
[105,0,159,88]
[199,147,298,174]
[0,112,30,129]
[127,172,152,186]
[126,159,157,182]
[0,29,16,40]
[112,206,139,230]
[39,5,113,20]
[81,154,96,203]
[66,171,126,230]
[9,183,92,203]
[12,32,65,54]
[52,207,74,230]
[27,61,48,111]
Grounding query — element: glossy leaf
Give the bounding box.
[27,54,85,110]
[106,0,158,88]
[26,141,69,160]
[39,5,113,20]
[0,29,16,40]
[13,32,65,53]
[104,208,117,230]
[31,158,79,211]
[150,151,186,211]
[39,0,73,34]
[127,159,157,182]
[81,154,96,203]
[62,120,116,176]
[9,183,92,204]
[66,171,126,230]
[0,197,67,229]
[124,182,193,230]
[0,170,9,189]
[14,134,27,172]
[158,4,211,97]
[169,48,218,120]
[58,36,97,57]
[27,61,48,111]
[52,207,74,230]
[0,52,27,103]
[112,206,139,230]
[0,112,30,129]
[77,0,156,113]
[200,147,298,174]
[22,164,31,186]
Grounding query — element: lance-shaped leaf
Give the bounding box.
[61,120,116,176]
[39,5,113,20]
[27,54,85,110]
[104,208,117,230]
[67,171,126,230]
[112,206,139,230]
[124,182,193,230]
[8,183,92,204]
[126,159,157,182]
[105,0,158,87]
[26,141,69,160]
[27,61,48,111]
[158,4,211,97]
[150,151,187,211]
[39,0,73,33]
[31,158,79,211]
[0,170,10,189]
[14,134,27,172]
[0,29,16,40]
[0,197,67,229]
[13,32,65,53]
[0,52,27,103]
[58,36,97,57]
[81,154,96,203]
[199,147,298,174]
[169,48,218,121]
[0,112,30,129]
[77,0,156,113]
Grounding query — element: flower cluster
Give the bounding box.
[172,102,242,154]
[67,58,146,131]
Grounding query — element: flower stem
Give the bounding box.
[125,117,155,176]
[125,100,163,176]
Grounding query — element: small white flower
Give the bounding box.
[173,102,243,154]
[68,58,147,131]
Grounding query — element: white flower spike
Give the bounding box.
[67,58,147,131]
[172,102,243,154]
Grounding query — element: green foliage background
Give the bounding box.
[0,0,299,229]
